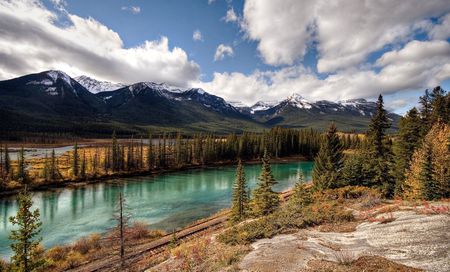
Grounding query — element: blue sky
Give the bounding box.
[1,0,450,114]
[53,0,269,81]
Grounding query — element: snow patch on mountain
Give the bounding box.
[26,79,53,86]
[47,70,72,86]
[75,75,126,93]
[250,101,280,113]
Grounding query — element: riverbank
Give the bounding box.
[149,189,450,272]
[0,155,308,198]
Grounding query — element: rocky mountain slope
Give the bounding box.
[0,71,401,135]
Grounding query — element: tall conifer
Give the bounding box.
[230,160,249,222]
[251,149,279,216]
[9,187,46,271]
[312,123,344,190]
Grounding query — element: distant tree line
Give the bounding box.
[0,127,330,188]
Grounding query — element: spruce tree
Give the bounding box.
[367,95,394,197]
[9,187,46,271]
[112,131,119,171]
[4,144,10,178]
[290,171,312,207]
[420,143,439,200]
[147,133,154,170]
[419,89,433,136]
[430,86,448,124]
[72,143,79,178]
[80,150,87,179]
[49,149,59,181]
[312,123,344,190]
[41,153,50,181]
[394,108,421,195]
[230,160,249,222]
[17,147,28,184]
[251,149,279,216]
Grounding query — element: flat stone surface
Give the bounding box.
[239,211,450,272]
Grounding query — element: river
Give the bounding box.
[0,161,313,258]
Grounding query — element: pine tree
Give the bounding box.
[367,95,394,197]
[17,147,28,184]
[112,131,119,172]
[80,150,87,179]
[9,187,46,271]
[419,89,432,136]
[251,149,279,216]
[41,153,50,181]
[230,160,249,222]
[420,143,439,200]
[49,149,59,181]
[369,95,391,157]
[112,192,130,269]
[72,143,79,178]
[430,86,449,124]
[290,171,312,207]
[312,123,344,190]
[4,144,10,178]
[394,108,421,195]
[147,133,154,170]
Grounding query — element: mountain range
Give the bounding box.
[0,70,400,136]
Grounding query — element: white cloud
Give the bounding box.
[196,40,450,105]
[223,8,238,23]
[193,29,203,41]
[208,0,216,4]
[242,0,450,72]
[0,0,199,86]
[121,6,141,14]
[428,13,450,40]
[214,44,234,61]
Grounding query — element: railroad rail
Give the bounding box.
[67,190,294,272]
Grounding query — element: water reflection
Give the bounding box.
[0,161,313,257]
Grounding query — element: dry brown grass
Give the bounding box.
[148,235,250,272]
[307,255,422,272]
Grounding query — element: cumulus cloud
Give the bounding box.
[0,0,199,86]
[242,0,450,72]
[196,40,450,105]
[121,6,141,14]
[223,8,238,23]
[193,29,203,41]
[214,44,234,61]
[428,13,450,40]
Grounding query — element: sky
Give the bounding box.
[0,0,449,114]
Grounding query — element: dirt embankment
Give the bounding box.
[239,206,450,272]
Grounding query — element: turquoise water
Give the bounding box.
[0,161,313,258]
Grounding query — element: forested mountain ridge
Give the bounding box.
[0,70,403,136]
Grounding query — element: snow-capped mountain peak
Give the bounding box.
[75,75,126,93]
[285,93,313,109]
[46,70,73,86]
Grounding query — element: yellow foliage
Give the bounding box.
[404,122,450,200]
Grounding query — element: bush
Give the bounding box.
[219,197,354,245]
[128,222,150,240]
[63,251,84,269]
[72,237,91,254]
[45,245,70,262]
[87,233,102,249]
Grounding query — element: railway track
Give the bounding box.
[67,190,294,272]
